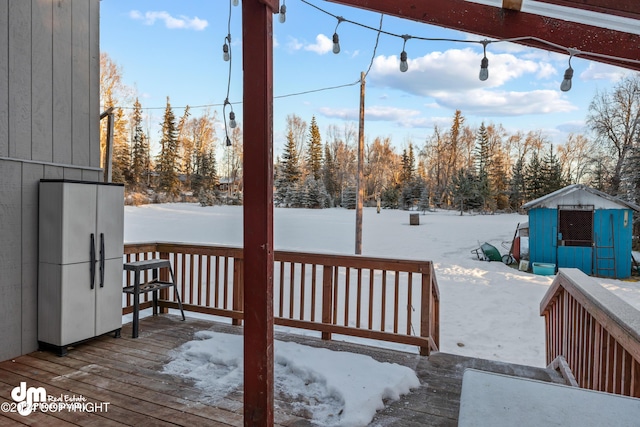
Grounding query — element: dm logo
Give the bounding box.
[11,382,46,416]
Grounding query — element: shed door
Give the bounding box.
[557,206,593,274]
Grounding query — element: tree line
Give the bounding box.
[101,53,640,213]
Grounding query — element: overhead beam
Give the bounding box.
[326,0,640,71]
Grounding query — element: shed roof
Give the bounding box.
[521,184,640,212]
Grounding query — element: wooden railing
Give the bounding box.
[540,268,640,397]
[124,242,440,355]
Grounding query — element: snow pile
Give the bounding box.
[163,331,419,426]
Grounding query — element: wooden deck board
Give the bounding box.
[0,315,564,426]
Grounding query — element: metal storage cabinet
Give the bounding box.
[38,180,124,355]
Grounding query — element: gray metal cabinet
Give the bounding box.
[38,180,124,355]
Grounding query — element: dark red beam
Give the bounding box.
[242,0,275,425]
[327,0,640,71]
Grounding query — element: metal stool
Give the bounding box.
[123,259,185,338]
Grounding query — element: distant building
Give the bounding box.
[522,184,640,279]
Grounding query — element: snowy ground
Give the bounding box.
[124,204,640,425]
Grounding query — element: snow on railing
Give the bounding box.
[124,242,439,355]
[540,268,640,397]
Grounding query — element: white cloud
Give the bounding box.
[580,62,629,82]
[286,37,303,51]
[304,34,333,55]
[129,10,208,31]
[556,121,587,134]
[319,105,435,128]
[433,89,577,116]
[369,48,541,94]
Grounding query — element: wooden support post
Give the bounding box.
[242,0,276,425]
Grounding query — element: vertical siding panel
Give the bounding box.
[21,162,44,354]
[53,0,72,164]
[0,160,23,361]
[72,0,90,166]
[9,0,32,159]
[89,0,100,168]
[0,0,8,156]
[31,0,53,162]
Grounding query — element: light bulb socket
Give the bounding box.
[479,57,489,81]
[226,137,232,147]
[223,43,230,62]
[332,33,340,54]
[560,67,573,92]
[400,51,408,72]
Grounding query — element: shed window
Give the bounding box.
[559,209,593,247]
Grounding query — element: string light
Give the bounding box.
[332,17,344,54]
[399,35,410,72]
[229,110,237,128]
[223,36,230,62]
[479,40,489,81]
[561,50,576,92]
[233,0,239,6]
[279,1,287,23]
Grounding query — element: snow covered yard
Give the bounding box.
[124,204,640,424]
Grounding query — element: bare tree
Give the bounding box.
[587,74,640,195]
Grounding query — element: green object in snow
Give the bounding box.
[480,242,502,261]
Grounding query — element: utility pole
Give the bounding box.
[355,71,365,255]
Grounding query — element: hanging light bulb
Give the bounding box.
[232,0,239,6]
[279,3,286,23]
[229,111,237,129]
[400,51,408,72]
[223,41,230,62]
[332,33,340,54]
[560,66,573,92]
[479,40,489,81]
[399,35,410,72]
[560,51,575,92]
[332,17,344,54]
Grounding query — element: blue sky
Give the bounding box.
[100,0,631,156]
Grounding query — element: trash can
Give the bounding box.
[410,213,419,225]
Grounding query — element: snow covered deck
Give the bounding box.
[0,315,565,426]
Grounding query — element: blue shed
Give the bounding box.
[522,184,639,279]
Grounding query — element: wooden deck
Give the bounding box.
[0,315,564,426]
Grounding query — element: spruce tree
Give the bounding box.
[525,152,545,200]
[474,123,491,210]
[157,97,180,197]
[275,128,302,207]
[322,143,338,206]
[130,98,149,189]
[306,116,323,181]
[451,168,476,215]
[508,157,526,210]
[541,144,564,195]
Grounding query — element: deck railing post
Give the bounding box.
[322,265,334,341]
[233,257,244,326]
[420,270,432,356]
[431,264,440,350]
[159,249,170,314]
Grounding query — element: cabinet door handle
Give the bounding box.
[100,233,105,288]
[90,233,96,290]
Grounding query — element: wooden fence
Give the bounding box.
[540,268,640,397]
[124,242,440,355]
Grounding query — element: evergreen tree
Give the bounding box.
[508,157,526,210]
[322,143,338,207]
[301,176,328,209]
[341,185,357,209]
[525,152,545,200]
[418,186,431,213]
[474,123,491,210]
[156,97,180,197]
[380,185,400,209]
[275,129,303,207]
[541,144,565,195]
[130,98,150,189]
[451,168,476,215]
[306,116,323,181]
